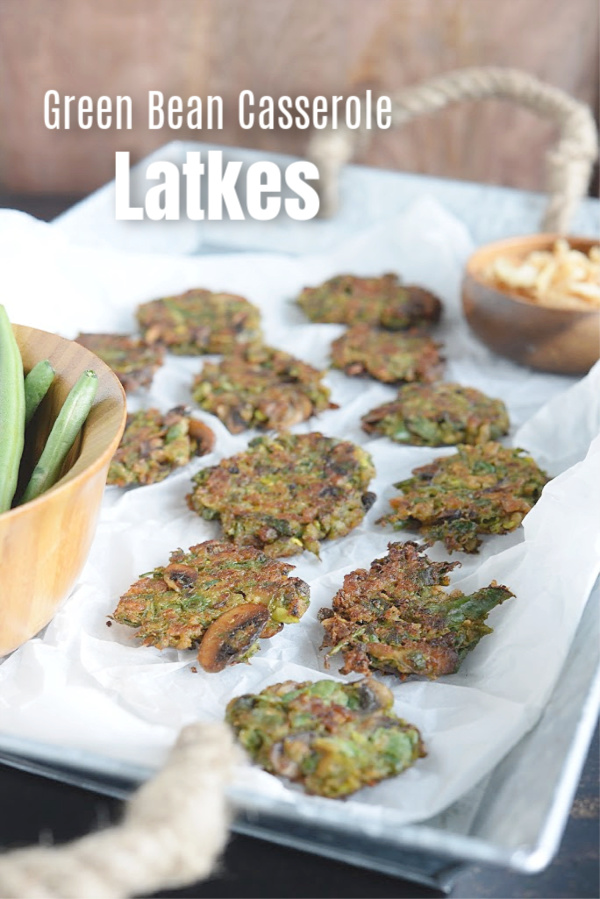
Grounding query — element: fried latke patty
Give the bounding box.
[320,541,513,679]
[191,344,336,433]
[187,432,376,557]
[331,325,444,384]
[136,288,262,355]
[362,382,510,446]
[113,541,310,671]
[297,273,442,329]
[107,406,215,487]
[75,333,165,392]
[378,442,549,553]
[225,677,425,798]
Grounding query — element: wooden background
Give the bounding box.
[0,0,598,195]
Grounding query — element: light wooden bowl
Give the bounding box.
[462,234,600,375]
[0,325,127,656]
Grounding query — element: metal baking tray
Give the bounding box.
[1,145,599,889]
[0,577,597,889]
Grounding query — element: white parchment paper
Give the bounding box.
[0,198,599,827]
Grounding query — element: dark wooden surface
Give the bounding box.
[0,728,597,898]
[1,0,598,195]
[0,192,598,899]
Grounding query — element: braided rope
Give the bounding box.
[0,66,596,899]
[308,67,599,232]
[0,723,237,899]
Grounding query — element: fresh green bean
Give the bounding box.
[0,305,25,514]
[21,369,98,504]
[24,359,55,425]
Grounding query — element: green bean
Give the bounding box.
[21,369,98,504]
[24,359,55,425]
[0,305,25,514]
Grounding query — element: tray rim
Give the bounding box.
[2,149,599,882]
[0,577,597,878]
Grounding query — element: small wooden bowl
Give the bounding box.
[0,325,127,656]
[462,234,600,375]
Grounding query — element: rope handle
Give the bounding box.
[0,723,238,899]
[0,71,596,899]
[307,66,599,233]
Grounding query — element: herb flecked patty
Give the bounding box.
[136,288,262,355]
[75,333,165,393]
[191,344,336,433]
[296,273,442,329]
[107,406,215,487]
[378,442,549,553]
[113,541,310,672]
[187,432,376,557]
[226,677,425,798]
[362,382,510,446]
[320,541,513,679]
[331,325,444,384]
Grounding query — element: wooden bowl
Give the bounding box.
[0,325,127,656]
[462,234,600,375]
